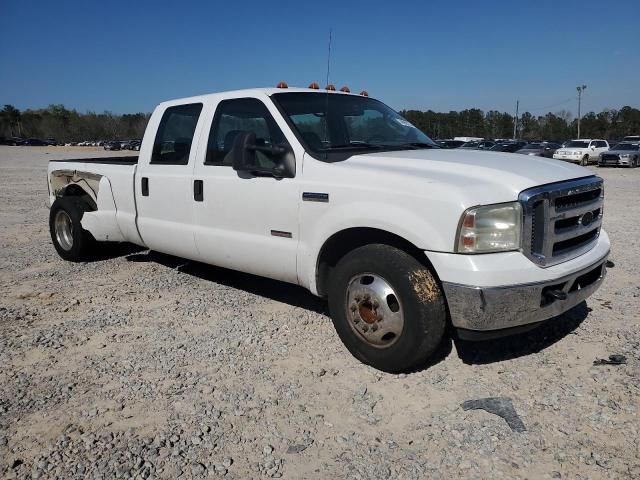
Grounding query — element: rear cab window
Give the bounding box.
[151,103,203,165]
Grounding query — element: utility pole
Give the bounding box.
[576,84,587,138]
[513,100,519,139]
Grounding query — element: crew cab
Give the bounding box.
[47,86,610,372]
[553,139,610,165]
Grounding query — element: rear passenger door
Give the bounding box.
[191,96,300,284]
[135,103,204,259]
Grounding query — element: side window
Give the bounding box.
[598,141,607,148]
[151,103,203,165]
[206,98,288,168]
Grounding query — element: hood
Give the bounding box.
[340,148,594,206]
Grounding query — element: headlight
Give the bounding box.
[620,153,630,158]
[456,202,522,253]
[572,151,582,155]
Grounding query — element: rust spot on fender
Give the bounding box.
[409,270,440,303]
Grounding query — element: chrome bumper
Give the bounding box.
[442,253,608,331]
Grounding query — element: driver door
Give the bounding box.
[191,96,300,284]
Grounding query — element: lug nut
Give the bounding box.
[350,303,357,312]
[362,326,369,332]
[372,325,378,332]
[363,293,371,301]
[372,300,379,308]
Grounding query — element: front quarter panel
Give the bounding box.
[297,154,465,293]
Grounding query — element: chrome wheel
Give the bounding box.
[54,210,74,251]
[345,273,404,348]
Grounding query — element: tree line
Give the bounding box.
[401,106,640,141]
[0,104,150,142]
[1,103,639,143]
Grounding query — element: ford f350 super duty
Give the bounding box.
[47,86,610,372]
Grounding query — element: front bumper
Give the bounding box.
[440,252,608,331]
[553,154,581,163]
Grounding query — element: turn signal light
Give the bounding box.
[325,84,336,91]
[340,86,350,93]
[276,81,288,88]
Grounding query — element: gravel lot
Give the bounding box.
[1,146,639,479]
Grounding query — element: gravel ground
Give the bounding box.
[1,146,639,479]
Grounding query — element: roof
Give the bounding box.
[156,87,363,109]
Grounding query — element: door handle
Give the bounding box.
[141,177,149,196]
[194,179,203,202]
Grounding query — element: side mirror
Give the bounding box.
[229,131,295,179]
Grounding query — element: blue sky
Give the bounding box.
[1,0,638,116]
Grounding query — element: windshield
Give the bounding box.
[566,141,590,148]
[272,92,436,161]
[615,143,639,151]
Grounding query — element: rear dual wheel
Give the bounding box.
[49,197,96,261]
[328,244,447,373]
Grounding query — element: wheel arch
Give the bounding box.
[315,227,439,297]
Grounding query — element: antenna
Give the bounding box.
[325,28,332,87]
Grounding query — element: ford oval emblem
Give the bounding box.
[580,211,594,227]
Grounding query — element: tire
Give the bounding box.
[49,197,96,261]
[581,155,589,166]
[327,244,447,373]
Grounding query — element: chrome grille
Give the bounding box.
[519,177,603,267]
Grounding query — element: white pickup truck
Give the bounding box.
[47,86,610,372]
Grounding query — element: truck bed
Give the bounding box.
[49,156,139,165]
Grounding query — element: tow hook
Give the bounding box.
[545,289,568,301]
[606,260,615,268]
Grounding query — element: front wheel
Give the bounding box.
[49,197,96,261]
[581,155,589,166]
[328,244,447,373]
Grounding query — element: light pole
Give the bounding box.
[576,84,587,138]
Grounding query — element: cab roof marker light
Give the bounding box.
[276,81,288,89]
[325,84,336,91]
[308,82,320,89]
[340,86,350,93]
[359,90,369,97]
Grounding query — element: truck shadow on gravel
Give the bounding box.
[126,250,327,314]
[124,250,584,371]
[454,302,590,365]
[89,242,146,261]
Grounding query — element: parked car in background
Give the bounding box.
[515,142,562,158]
[45,138,58,146]
[126,140,142,151]
[598,142,640,167]
[435,139,465,149]
[104,141,121,151]
[489,141,527,153]
[21,138,47,146]
[622,135,639,142]
[553,139,609,166]
[460,140,495,150]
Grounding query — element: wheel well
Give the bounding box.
[315,227,432,297]
[58,184,97,210]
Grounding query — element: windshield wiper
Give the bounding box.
[397,142,439,149]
